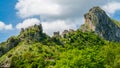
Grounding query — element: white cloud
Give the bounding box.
[16,18,40,29]
[16,18,77,36]
[0,21,13,30]
[15,0,61,18]
[102,2,120,14]
[15,0,109,19]
[15,0,120,35]
[42,20,76,36]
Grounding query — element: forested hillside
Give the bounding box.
[0,7,120,68]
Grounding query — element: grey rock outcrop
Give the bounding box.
[82,6,120,42]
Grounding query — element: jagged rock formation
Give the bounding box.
[18,24,47,42]
[82,6,120,42]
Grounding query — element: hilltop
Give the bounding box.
[0,6,120,68]
[81,6,120,42]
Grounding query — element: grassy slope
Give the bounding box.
[111,18,120,27]
[0,42,31,66]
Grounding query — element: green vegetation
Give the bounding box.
[111,18,120,27]
[0,24,120,68]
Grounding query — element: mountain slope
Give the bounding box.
[82,6,120,42]
[0,6,120,68]
[0,24,49,57]
[0,29,107,67]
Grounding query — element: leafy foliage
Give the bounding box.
[0,24,120,68]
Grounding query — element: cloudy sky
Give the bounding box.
[0,0,120,42]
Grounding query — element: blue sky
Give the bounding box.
[0,0,120,42]
[113,10,120,21]
[0,0,20,25]
[0,0,20,42]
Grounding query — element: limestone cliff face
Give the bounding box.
[83,6,120,42]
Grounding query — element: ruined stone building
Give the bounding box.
[61,30,69,38]
[53,31,60,37]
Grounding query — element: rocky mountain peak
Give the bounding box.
[18,24,48,42]
[89,6,105,14]
[82,6,120,42]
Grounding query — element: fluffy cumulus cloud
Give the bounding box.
[0,21,13,30]
[42,20,77,36]
[16,18,78,36]
[15,0,109,19]
[15,0,120,35]
[15,0,61,18]
[102,2,120,14]
[16,18,40,29]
